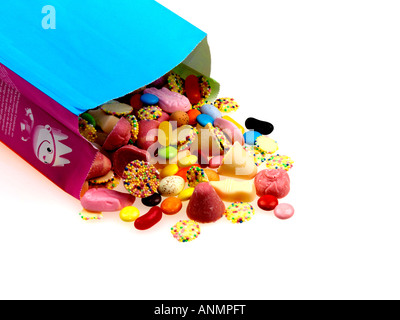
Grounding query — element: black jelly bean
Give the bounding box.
[245,117,274,135]
[141,193,162,207]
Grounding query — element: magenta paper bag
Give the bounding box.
[0,64,97,199]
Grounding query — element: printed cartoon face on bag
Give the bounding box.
[32,125,71,166]
[20,108,72,167]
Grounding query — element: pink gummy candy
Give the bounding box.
[144,87,191,113]
[187,182,225,223]
[81,188,135,212]
[254,169,290,199]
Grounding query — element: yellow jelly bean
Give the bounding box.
[119,206,140,222]
[222,115,245,134]
[160,164,179,179]
[178,187,195,201]
[158,121,173,146]
[178,155,198,168]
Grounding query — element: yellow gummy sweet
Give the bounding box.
[210,180,256,203]
[222,115,245,134]
[158,121,173,146]
[178,155,198,168]
[119,206,140,222]
[218,142,258,180]
[160,164,180,179]
[178,188,195,201]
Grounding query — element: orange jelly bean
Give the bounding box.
[161,197,183,215]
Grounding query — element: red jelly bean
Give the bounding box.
[130,93,143,115]
[134,206,163,230]
[257,195,279,211]
[185,75,201,105]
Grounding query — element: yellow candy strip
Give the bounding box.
[222,115,245,134]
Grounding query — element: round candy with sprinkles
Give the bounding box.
[213,98,240,113]
[209,125,231,152]
[177,125,198,151]
[137,106,162,121]
[244,145,267,167]
[265,154,294,171]
[171,220,201,243]
[103,176,121,190]
[186,166,209,188]
[79,118,97,143]
[101,102,133,116]
[123,160,160,198]
[89,170,115,185]
[79,209,103,221]
[199,76,212,99]
[224,202,255,224]
[125,114,139,142]
[255,136,279,154]
[167,72,185,95]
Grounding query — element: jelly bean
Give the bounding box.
[158,146,178,159]
[196,114,214,127]
[161,197,183,215]
[200,104,222,120]
[158,176,185,197]
[245,117,274,135]
[141,93,159,106]
[178,187,195,201]
[119,206,140,222]
[257,195,279,211]
[141,193,162,207]
[81,113,96,127]
[160,164,179,179]
[273,203,295,220]
[187,109,201,126]
[178,155,198,168]
[170,111,189,127]
[158,121,173,147]
[134,206,163,230]
[243,130,262,145]
[130,93,143,111]
[184,74,202,105]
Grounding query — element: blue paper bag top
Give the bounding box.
[0,0,207,115]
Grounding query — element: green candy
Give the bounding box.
[158,146,177,160]
[81,113,96,127]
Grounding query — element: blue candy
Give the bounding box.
[141,93,159,105]
[196,114,214,127]
[200,104,222,120]
[243,130,262,145]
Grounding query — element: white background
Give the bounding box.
[1,0,400,300]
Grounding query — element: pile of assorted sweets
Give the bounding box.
[78,69,294,243]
